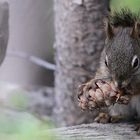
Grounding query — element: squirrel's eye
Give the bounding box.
[132,55,139,70]
[105,55,108,67]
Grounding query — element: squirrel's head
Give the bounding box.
[104,20,140,90]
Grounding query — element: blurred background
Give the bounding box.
[0,1,56,139]
[0,0,55,86]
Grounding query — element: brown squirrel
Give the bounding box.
[78,9,140,134]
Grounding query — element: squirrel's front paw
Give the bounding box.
[78,79,131,110]
[94,113,124,124]
[94,112,110,124]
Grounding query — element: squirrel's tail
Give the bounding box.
[109,9,140,27]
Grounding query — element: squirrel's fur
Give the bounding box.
[101,9,140,125]
[109,9,140,27]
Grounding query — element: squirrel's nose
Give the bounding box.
[114,80,129,90]
[114,81,123,90]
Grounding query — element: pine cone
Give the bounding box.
[78,79,131,110]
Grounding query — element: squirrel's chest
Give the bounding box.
[130,81,140,95]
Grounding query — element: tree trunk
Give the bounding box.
[54,0,108,126]
[0,2,9,65]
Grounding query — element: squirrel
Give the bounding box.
[78,9,140,134]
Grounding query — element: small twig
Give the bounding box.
[7,49,56,71]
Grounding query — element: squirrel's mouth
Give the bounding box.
[120,84,133,95]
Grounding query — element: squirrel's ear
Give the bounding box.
[104,18,114,39]
[131,22,140,38]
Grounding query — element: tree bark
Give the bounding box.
[54,0,108,126]
[52,123,139,140]
[0,2,9,65]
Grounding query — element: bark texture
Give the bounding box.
[0,2,9,65]
[52,123,139,140]
[54,0,108,126]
